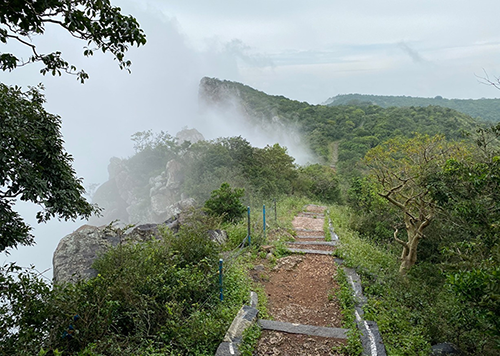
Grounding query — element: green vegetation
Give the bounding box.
[327,93,500,122]
[0,0,146,82]
[1,0,145,251]
[334,268,363,355]
[4,74,500,355]
[123,133,340,208]
[0,84,98,251]
[334,126,500,354]
[203,79,479,170]
[204,182,247,223]
[363,134,468,273]
[0,211,253,355]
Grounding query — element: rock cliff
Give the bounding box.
[90,128,204,225]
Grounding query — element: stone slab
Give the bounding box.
[287,248,334,255]
[258,319,348,339]
[288,241,337,246]
[215,342,240,356]
[224,305,259,343]
[296,235,325,239]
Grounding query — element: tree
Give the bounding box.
[295,164,340,203]
[426,125,500,345]
[251,143,297,197]
[1,0,146,82]
[0,84,98,251]
[0,0,145,251]
[364,134,466,273]
[204,182,246,223]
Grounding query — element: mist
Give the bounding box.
[0,2,310,278]
[4,0,500,279]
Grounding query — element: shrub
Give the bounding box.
[204,182,247,223]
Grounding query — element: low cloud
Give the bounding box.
[398,42,427,64]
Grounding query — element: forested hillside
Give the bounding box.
[200,78,480,173]
[325,93,500,122]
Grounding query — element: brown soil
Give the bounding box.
[304,205,327,214]
[252,205,346,355]
[255,331,346,356]
[265,254,342,327]
[291,216,324,231]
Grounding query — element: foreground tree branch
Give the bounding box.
[0,0,147,82]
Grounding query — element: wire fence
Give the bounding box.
[164,200,278,333]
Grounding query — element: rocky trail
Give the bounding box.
[254,205,348,356]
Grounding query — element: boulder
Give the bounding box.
[53,224,160,284]
[53,199,206,284]
[207,229,228,244]
[431,343,462,355]
[176,128,205,145]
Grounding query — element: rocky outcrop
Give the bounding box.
[53,198,198,284]
[176,128,204,145]
[53,200,226,284]
[90,129,205,226]
[53,223,160,284]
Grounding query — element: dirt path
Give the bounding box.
[253,205,347,356]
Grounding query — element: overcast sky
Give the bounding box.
[3,0,500,277]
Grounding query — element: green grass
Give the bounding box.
[329,205,432,356]
[333,267,363,355]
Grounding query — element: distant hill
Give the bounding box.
[199,78,482,172]
[325,94,500,122]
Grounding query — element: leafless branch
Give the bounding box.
[393,228,408,248]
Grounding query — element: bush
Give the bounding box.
[0,212,252,355]
[330,205,499,355]
[204,182,247,223]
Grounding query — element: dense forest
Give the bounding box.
[325,93,500,122]
[201,78,480,172]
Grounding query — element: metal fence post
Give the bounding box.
[263,204,266,240]
[219,259,223,301]
[247,206,251,247]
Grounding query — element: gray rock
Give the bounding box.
[54,199,200,284]
[53,224,159,284]
[175,128,204,146]
[165,159,184,190]
[207,229,228,244]
[431,343,462,355]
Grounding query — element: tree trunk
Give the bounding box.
[399,225,420,274]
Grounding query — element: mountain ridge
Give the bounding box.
[325,93,500,122]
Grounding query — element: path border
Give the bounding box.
[328,211,387,356]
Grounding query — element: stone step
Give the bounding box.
[297,230,325,239]
[296,235,325,239]
[298,212,325,217]
[294,228,321,232]
[287,248,334,255]
[288,241,337,246]
[258,319,348,339]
